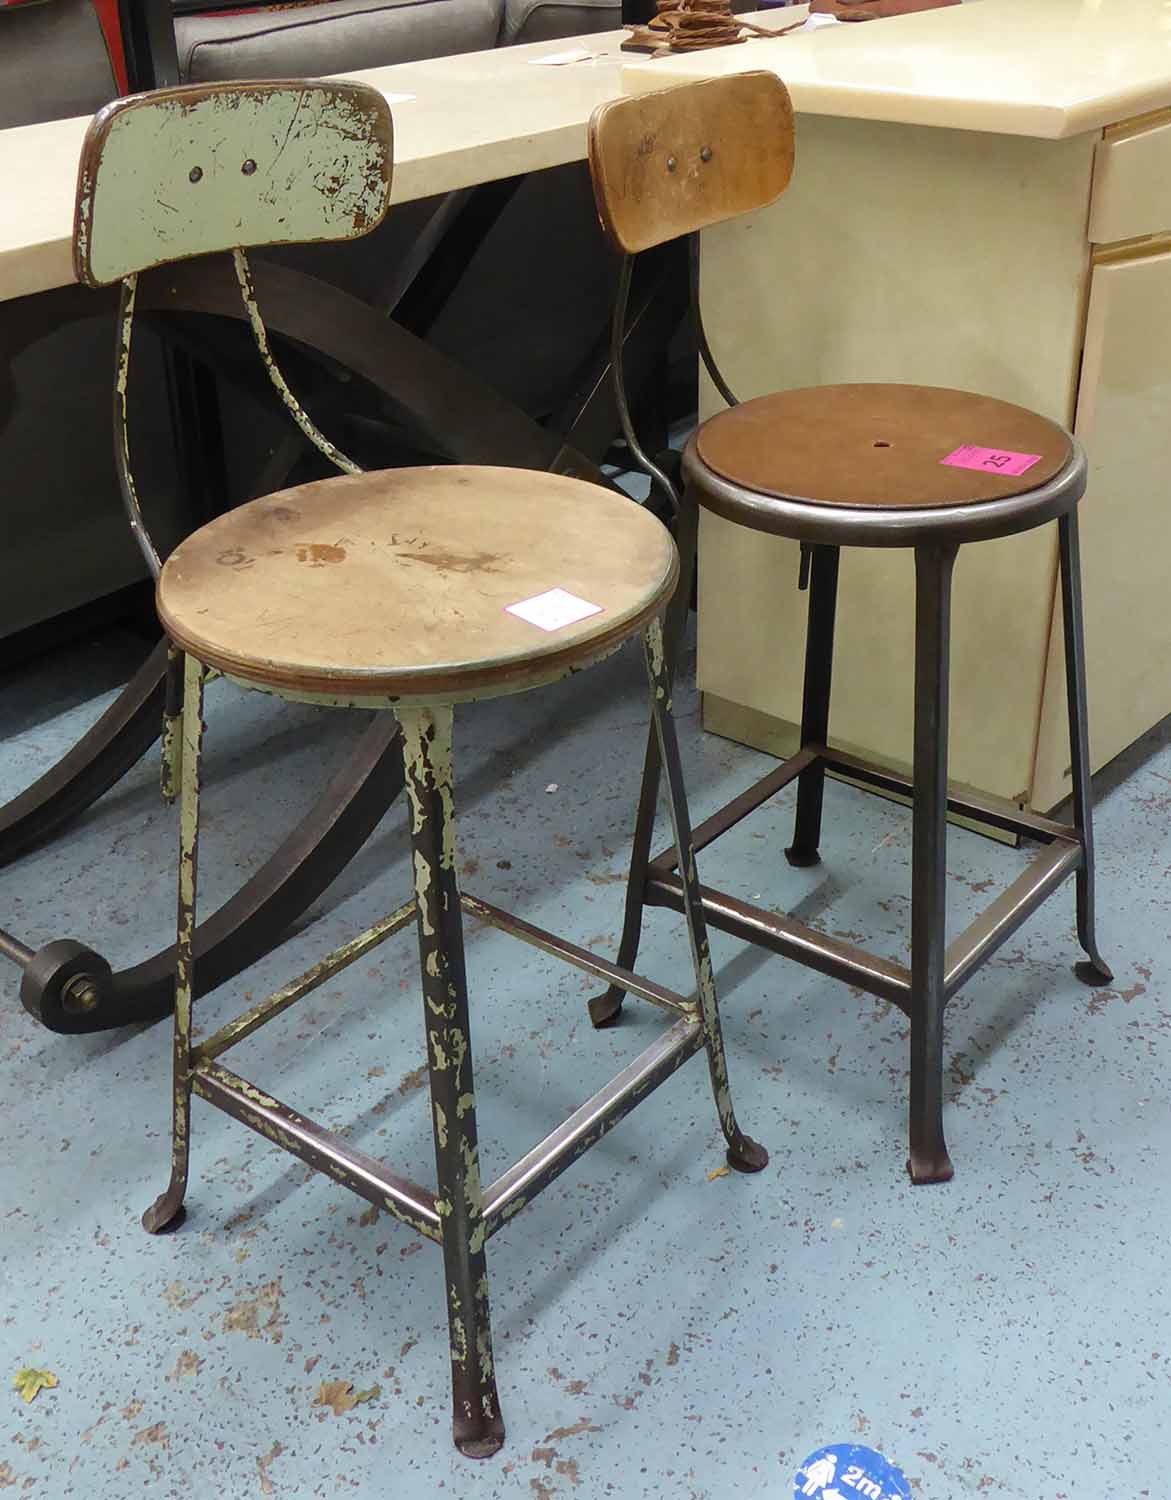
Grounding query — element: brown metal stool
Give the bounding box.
[585,73,1112,1186]
[75,81,765,1458]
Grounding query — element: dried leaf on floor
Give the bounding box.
[706,1165,730,1182]
[312,1380,382,1416]
[12,1369,57,1404]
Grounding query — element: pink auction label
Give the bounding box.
[940,444,1042,477]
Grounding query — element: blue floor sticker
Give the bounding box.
[794,1443,911,1500]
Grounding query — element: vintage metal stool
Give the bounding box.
[74,80,765,1457]
[586,72,1112,1186]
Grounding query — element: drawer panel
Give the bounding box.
[1090,111,1171,244]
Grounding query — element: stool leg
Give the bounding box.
[645,619,768,1174]
[397,705,505,1460]
[143,654,205,1234]
[589,486,700,1029]
[786,544,841,867]
[1057,511,1113,986]
[908,545,957,1186]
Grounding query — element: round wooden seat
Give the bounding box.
[157,466,677,703]
[691,384,1080,544]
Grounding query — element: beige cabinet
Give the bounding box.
[1033,243,1171,806]
[692,109,1169,811]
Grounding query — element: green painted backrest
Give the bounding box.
[74,80,394,287]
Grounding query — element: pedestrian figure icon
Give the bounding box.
[800,1453,837,1495]
[793,1443,911,1500]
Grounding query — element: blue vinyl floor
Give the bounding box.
[1,618,1168,1499]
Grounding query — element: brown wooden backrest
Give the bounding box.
[74,80,394,287]
[587,73,794,255]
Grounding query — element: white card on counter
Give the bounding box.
[530,47,598,64]
[382,92,416,103]
[506,588,603,632]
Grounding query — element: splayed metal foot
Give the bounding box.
[726,1133,769,1173]
[906,1146,954,1186]
[1075,954,1113,987]
[142,1194,187,1235]
[454,1410,506,1461]
[588,986,626,1028]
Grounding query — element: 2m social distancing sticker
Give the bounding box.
[794,1443,911,1500]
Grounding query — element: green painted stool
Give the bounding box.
[74,80,766,1458]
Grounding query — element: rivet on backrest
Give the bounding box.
[188,166,203,184]
[700,146,713,163]
[241,159,257,176]
[666,156,678,173]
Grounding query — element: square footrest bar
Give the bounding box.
[479,1014,703,1240]
[461,892,692,1015]
[194,899,418,1065]
[192,1058,443,1242]
[184,891,712,1259]
[644,743,1087,1014]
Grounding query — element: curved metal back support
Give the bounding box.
[73,79,395,574]
[588,73,794,513]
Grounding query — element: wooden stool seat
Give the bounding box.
[694,383,1073,512]
[157,465,678,703]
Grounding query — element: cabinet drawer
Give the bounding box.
[1090,112,1171,244]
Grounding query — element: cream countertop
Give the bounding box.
[624,0,1171,140]
[0,29,631,301]
[7,0,1171,301]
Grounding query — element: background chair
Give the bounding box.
[583,70,1112,1185]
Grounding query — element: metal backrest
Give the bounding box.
[71,79,394,579]
[74,79,394,287]
[587,72,794,255]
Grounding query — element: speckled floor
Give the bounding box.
[2,619,1168,1499]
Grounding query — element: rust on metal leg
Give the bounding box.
[785,543,840,868]
[144,654,206,1233]
[396,704,504,1459]
[907,545,956,1186]
[159,645,185,805]
[1057,511,1113,988]
[588,492,699,1030]
[643,619,767,1174]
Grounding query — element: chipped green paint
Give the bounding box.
[159,648,184,804]
[412,848,436,938]
[642,621,766,1172]
[193,898,415,1064]
[428,1031,449,1072]
[112,275,162,577]
[645,617,670,706]
[448,1289,469,1367]
[76,82,393,287]
[142,656,206,1234]
[396,698,504,1449]
[232,249,363,477]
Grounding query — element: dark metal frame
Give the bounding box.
[142,620,765,1456]
[589,230,1113,1184]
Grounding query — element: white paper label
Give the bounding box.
[382,91,416,104]
[505,588,603,632]
[530,47,598,65]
